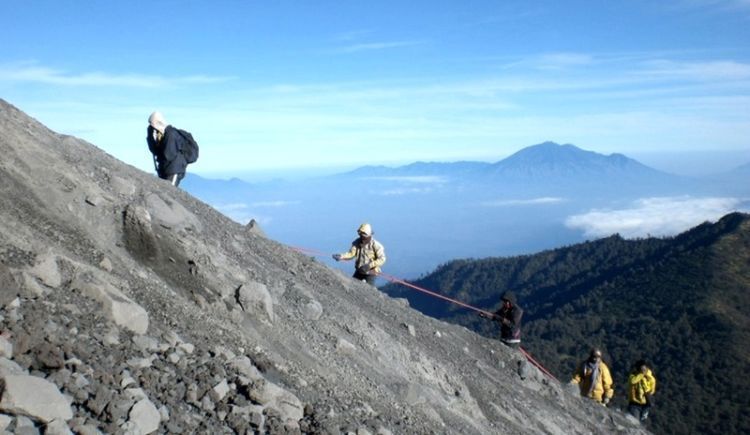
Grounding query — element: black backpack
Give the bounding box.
[175,128,200,164]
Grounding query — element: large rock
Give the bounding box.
[44,418,74,435]
[27,253,62,289]
[245,219,265,237]
[72,275,149,335]
[302,299,323,321]
[17,271,49,298]
[248,380,304,423]
[236,282,274,323]
[128,398,161,434]
[0,358,24,377]
[229,356,264,382]
[145,193,201,231]
[0,374,73,423]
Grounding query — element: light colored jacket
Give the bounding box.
[571,360,614,402]
[628,369,656,405]
[339,237,386,273]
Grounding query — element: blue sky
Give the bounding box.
[2,0,749,179]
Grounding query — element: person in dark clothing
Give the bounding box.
[479,291,523,348]
[147,111,188,187]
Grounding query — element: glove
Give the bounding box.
[332,254,342,261]
[357,266,372,276]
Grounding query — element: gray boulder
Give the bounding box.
[71,274,149,335]
[128,398,161,434]
[248,379,304,423]
[27,253,62,289]
[236,282,274,323]
[0,374,73,423]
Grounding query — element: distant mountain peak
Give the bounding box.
[490,141,665,181]
[326,140,675,190]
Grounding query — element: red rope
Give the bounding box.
[378,272,495,317]
[519,347,559,382]
[289,244,559,382]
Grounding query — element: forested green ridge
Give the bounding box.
[381,212,750,435]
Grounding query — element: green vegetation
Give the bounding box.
[381,212,750,435]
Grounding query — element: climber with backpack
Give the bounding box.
[146,111,199,187]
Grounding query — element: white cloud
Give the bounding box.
[481,197,566,207]
[637,59,750,81]
[211,202,273,226]
[214,203,249,211]
[362,175,447,195]
[0,62,233,88]
[565,196,747,238]
[532,53,595,70]
[332,40,426,54]
[377,187,435,196]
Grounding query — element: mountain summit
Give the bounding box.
[331,141,675,191]
[490,141,657,176]
[0,99,648,434]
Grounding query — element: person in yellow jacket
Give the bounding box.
[332,223,386,286]
[570,348,614,405]
[627,360,656,421]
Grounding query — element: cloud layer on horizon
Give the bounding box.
[565,196,747,238]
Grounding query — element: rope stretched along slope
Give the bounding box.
[290,245,559,382]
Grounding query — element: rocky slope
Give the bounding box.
[0,99,648,434]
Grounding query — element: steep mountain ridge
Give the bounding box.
[383,213,750,435]
[0,100,649,433]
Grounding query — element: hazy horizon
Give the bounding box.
[3,1,748,177]
[196,147,749,183]
[183,142,750,279]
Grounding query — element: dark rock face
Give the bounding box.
[0,99,650,434]
[122,204,161,263]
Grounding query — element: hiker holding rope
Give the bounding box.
[570,348,615,406]
[332,223,386,286]
[479,291,523,348]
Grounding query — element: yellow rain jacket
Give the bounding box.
[628,369,656,405]
[571,361,614,403]
[339,237,386,273]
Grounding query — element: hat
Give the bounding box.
[357,223,372,236]
[148,111,168,133]
[501,291,516,304]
